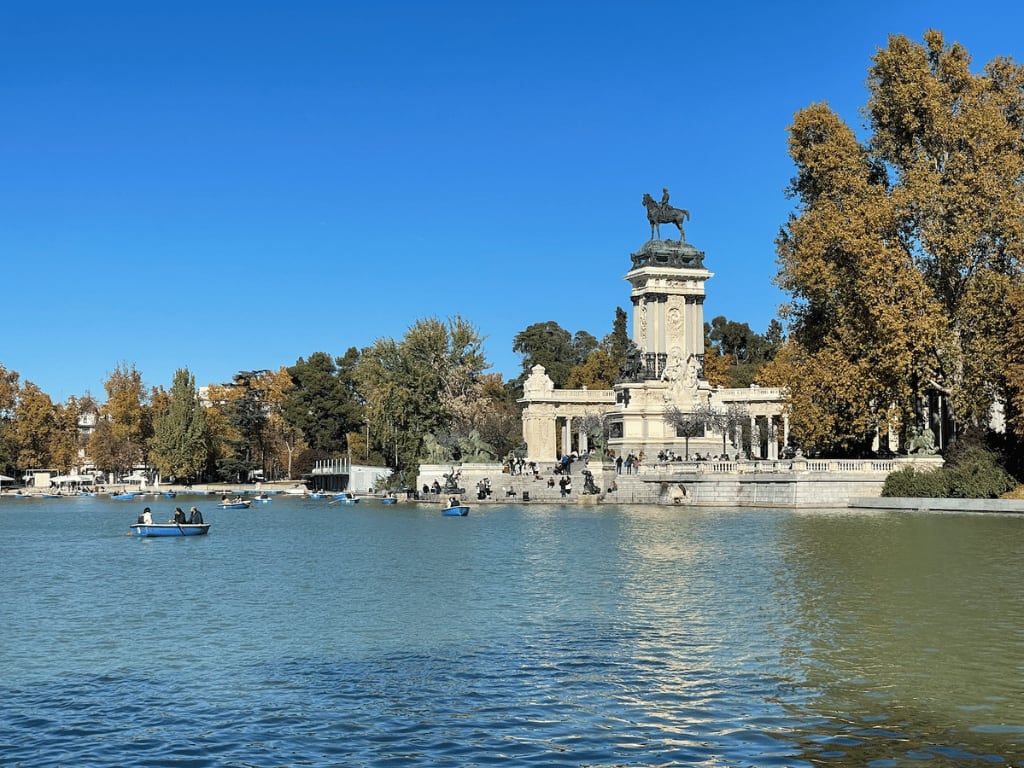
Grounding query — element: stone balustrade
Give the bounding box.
[638,456,940,480]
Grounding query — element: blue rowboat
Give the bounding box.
[381,497,398,505]
[250,496,272,504]
[218,501,251,509]
[442,505,470,516]
[130,523,210,537]
[162,491,177,498]
[308,492,326,499]
[111,493,138,500]
[332,493,358,505]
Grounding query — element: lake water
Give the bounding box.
[1,495,1022,767]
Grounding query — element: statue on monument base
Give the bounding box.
[642,187,690,241]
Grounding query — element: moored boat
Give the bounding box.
[129,523,210,537]
[111,492,139,500]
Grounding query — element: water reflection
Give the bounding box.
[778,510,1024,763]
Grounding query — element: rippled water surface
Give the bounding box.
[1,496,1022,766]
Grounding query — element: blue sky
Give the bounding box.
[3,1,1024,402]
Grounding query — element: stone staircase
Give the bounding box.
[491,462,662,504]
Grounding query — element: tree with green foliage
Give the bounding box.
[150,369,210,482]
[283,350,364,457]
[513,321,575,388]
[772,30,1024,453]
[358,316,488,485]
[705,316,783,389]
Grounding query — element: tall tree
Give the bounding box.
[866,31,1024,428]
[14,382,56,470]
[358,316,488,483]
[512,321,575,387]
[605,307,632,369]
[776,31,1024,454]
[50,398,83,473]
[0,364,21,475]
[283,350,363,456]
[149,368,210,482]
[89,362,150,477]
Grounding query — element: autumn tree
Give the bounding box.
[0,364,21,474]
[771,30,1024,453]
[50,397,85,473]
[89,363,150,477]
[13,382,56,469]
[257,366,310,480]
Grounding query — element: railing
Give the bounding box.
[639,458,915,476]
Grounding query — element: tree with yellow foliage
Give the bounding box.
[773,31,1024,454]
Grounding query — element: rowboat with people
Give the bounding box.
[129,523,210,537]
[442,497,470,516]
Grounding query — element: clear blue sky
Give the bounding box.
[3,1,1024,402]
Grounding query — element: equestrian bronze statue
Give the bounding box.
[642,190,690,241]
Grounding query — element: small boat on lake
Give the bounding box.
[129,523,210,537]
[332,493,358,505]
[250,494,272,504]
[442,497,470,516]
[218,501,251,510]
[381,496,398,505]
[162,491,177,498]
[111,492,139,501]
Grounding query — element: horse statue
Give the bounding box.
[642,192,690,241]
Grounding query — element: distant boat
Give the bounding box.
[332,493,358,505]
[110,492,138,501]
[442,505,470,517]
[283,484,309,496]
[218,501,251,510]
[308,492,326,499]
[162,491,177,498]
[381,496,398,505]
[251,495,272,504]
[130,523,210,537]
